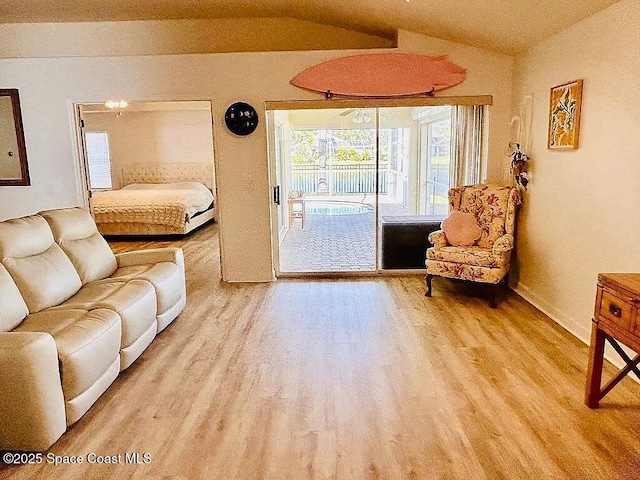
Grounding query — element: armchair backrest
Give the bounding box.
[448,184,519,248]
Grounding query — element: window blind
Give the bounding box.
[85,131,112,190]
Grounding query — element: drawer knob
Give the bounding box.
[609,304,622,317]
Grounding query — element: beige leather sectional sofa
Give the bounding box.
[0,207,186,451]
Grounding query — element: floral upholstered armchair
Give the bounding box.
[425,184,520,307]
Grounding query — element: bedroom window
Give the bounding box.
[85,131,113,190]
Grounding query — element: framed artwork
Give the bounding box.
[548,79,583,150]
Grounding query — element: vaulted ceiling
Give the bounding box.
[0,0,620,54]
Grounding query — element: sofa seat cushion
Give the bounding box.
[427,246,506,268]
[108,263,184,315]
[50,280,125,309]
[14,308,121,401]
[51,279,157,350]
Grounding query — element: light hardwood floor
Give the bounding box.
[2,222,639,479]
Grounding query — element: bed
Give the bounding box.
[93,162,216,236]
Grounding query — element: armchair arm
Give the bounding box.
[428,230,448,249]
[0,332,66,451]
[116,247,185,271]
[492,234,515,254]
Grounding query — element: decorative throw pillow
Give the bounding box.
[441,211,482,247]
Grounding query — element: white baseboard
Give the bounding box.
[512,282,591,345]
[512,282,638,382]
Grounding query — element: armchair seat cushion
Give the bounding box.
[427,246,506,268]
[426,260,509,285]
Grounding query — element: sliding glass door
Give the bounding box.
[270,108,378,274]
[418,107,452,216]
[375,106,453,269]
[267,101,489,276]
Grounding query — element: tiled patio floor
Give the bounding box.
[278,202,408,273]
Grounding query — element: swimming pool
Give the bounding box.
[305,201,374,216]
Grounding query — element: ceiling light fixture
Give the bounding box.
[352,109,371,124]
[104,100,128,109]
[104,100,128,117]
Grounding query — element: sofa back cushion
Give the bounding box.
[0,215,82,313]
[40,208,117,285]
[0,264,28,332]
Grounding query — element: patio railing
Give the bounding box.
[291,164,390,195]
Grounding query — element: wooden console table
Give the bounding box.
[585,273,640,408]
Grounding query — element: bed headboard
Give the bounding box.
[121,163,215,190]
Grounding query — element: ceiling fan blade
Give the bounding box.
[340,109,356,116]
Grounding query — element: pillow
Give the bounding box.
[441,211,482,247]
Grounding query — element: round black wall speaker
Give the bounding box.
[224,102,259,136]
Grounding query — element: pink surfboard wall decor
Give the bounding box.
[290,53,467,98]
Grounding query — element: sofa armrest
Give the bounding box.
[0,332,66,451]
[428,230,448,249]
[116,247,185,271]
[492,234,515,254]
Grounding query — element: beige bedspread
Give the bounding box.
[93,182,214,229]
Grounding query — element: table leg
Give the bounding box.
[585,322,606,408]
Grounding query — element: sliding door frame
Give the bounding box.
[265,96,493,278]
[265,96,492,112]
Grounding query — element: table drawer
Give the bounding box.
[597,289,633,329]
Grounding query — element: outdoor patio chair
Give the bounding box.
[288,190,306,228]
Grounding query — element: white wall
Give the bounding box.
[397,30,514,183]
[0,29,513,282]
[0,18,393,58]
[512,0,640,343]
[83,108,214,189]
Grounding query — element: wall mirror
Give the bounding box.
[0,89,30,186]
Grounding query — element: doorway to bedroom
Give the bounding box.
[74,100,221,272]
